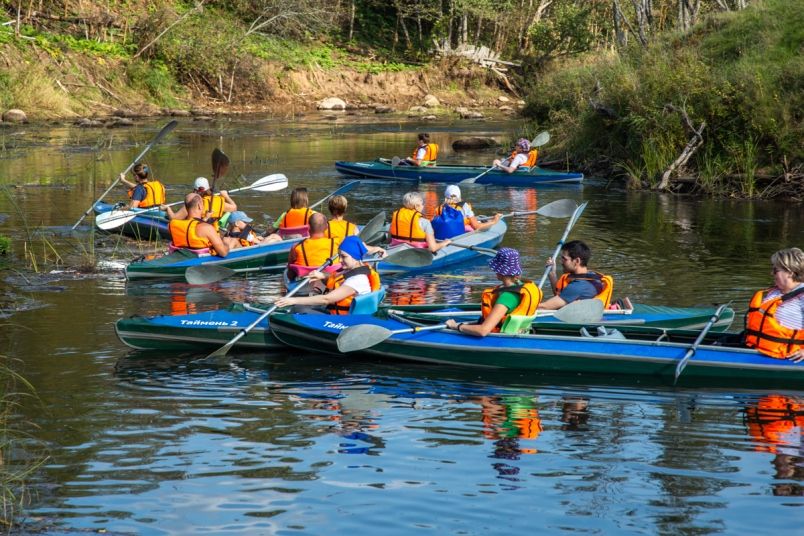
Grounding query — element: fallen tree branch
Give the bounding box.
[657,103,706,190]
[133,2,204,60]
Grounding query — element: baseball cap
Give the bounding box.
[445,184,461,199]
[194,177,210,191]
[228,211,253,224]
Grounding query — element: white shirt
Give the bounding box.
[765,284,804,329]
[343,274,372,296]
[509,153,528,169]
[415,146,427,161]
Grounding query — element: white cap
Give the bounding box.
[194,177,210,190]
[445,184,461,200]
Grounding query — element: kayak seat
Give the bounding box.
[277,225,310,239]
[350,286,387,315]
[500,314,536,335]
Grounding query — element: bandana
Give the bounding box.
[339,235,368,261]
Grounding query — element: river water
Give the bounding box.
[0,116,802,534]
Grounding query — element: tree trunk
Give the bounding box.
[348,0,355,41]
[612,0,627,48]
[461,12,468,45]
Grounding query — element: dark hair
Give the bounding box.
[562,240,591,267]
[328,195,347,217]
[417,133,430,143]
[290,187,309,209]
[133,163,150,180]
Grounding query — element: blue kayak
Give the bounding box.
[94,202,170,240]
[335,159,583,186]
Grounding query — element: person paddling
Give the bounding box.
[286,213,339,281]
[539,240,614,310]
[272,187,319,237]
[402,133,439,167]
[163,177,237,226]
[745,247,804,362]
[167,193,235,257]
[390,191,450,253]
[325,194,386,257]
[119,163,166,210]
[493,138,531,174]
[276,236,382,314]
[431,184,502,239]
[446,248,541,337]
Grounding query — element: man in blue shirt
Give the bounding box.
[539,240,612,310]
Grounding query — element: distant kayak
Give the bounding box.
[94,202,170,240]
[335,159,583,186]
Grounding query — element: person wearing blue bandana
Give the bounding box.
[275,236,382,314]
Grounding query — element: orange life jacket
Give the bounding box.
[556,271,614,308]
[390,207,427,242]
[480,281,542,333]
[202,193,226,221]
[744,287,804,359]
[226,224,255,247]
[509,149,538,168]
[291,236,337,268]
[281,208,315,228]
[325,219,357,245]
[744,395,804,453]
[325,265,382,315]
[127,180,166,208]
[435,200,473,226]
[168,218,214,252]
[412,143,439,165]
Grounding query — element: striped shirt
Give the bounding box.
[764,284,804,329]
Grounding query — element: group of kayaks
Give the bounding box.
[96,159,804,388]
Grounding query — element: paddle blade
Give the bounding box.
[337,324,394,353]
[250,174,289,192]
[95,210,139,230]
[532,131,550,147]
[381,247,433,268]
[553,299,604,324]
[358,211,386,241]
[535,199,577,219]
[185,264,236,285]
[391,156,401,166]
[212,148,230,180]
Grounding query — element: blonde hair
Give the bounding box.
[771,247,804,281]
[328,195,348,217]
[402,191,424,210]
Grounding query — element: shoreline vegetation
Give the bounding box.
[0,1,800,198]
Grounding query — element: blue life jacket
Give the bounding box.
[431,203,466,240]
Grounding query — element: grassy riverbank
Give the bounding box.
[523,0,802,198]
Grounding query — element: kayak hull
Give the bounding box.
[94,202,170,240]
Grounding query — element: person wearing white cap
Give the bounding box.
[431,184,502,239]
[162,176,237,224]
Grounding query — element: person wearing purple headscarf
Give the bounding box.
[492,138,530,174]
[446,247,542,337]
[275,236,381,314]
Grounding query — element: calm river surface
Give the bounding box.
[0,116,802,534]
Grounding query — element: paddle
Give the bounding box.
[95,174,288,230]
[537,201,589,290]
[209,148,230,195]
[309,180,361,211]
[673,303,731,383]
[460,131,550,185]
[553,299,604,324]
[445,243,498,257]
[71,120,178,230]
[368,247,432,268]
[186,264,235,285]
[479,199,578,221]
[358,211,386,242]
[391,156,402,167]
[205,254,340,360]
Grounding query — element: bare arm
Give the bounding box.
[426,233,449,253]
[275,283,355,308]
[119,172,137,188]
[219,190,237,212]
[469,213,501,232]
[446,303,509,337]
[201,224,229,257]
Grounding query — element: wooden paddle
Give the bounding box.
[537,201,589,290]
[673,303,732,383]
[95,174,288,230]
[71,120,178,230]
[209,148,230,195]
[460,131,550,185]
[205,254,340,360]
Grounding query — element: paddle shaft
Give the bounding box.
[444,242,497,256]
[673,303,731,382]
[72,120,178,230]
[310,180,360,211]
[461,131,550,185]
[537,201,588,289]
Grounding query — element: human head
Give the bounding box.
[193,177,210,193]
[133,163,150,181]
[328,195,348,217]
[516,138,530,153]
[445,184,461,202]
[308,212,328,235]
[290,187,309,209]
[561,240,591,268]
[771,247,804,282]
[417,133,430,145]
[488,247,522,277]
[402,191,424,211]
[339,235,368,267]
[229,211,252,225]
[184,193,203,215]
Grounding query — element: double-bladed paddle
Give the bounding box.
[71,120,178,230]
[95,174,289,231]
[335,296,603,353]
[673,303,732,383]
[209,148,230,195]
[460,131,551,185]
[309,180,361,210]
[537,201,589,290]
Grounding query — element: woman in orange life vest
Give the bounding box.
[272,187,319,233]
[389,191,451,253]
[744,247,804,362]
[539,239,615,310]
[164,177,237,224]
[446,248,542,337]
[275,236,381,314]
[402,132,439,167]
[325,194,387,256]
[167,193,234,257]
[432,184,502,238]
[119,163,166,209]
[492,138,531,174]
